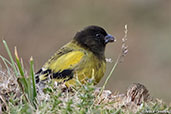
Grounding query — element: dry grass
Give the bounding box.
[0,68,171,114]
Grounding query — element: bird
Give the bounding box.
[35,25,115,87]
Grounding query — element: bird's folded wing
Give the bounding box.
[37,48,86,82]
[48,50,85,72]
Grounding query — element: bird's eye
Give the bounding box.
[96,34,100,38]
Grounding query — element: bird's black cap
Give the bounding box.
[74,25,115,58]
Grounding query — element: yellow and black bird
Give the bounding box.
[35,25,115,87]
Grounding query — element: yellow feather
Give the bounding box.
[48,51,85,72]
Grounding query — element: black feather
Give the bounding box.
[74,25,108,59]
[52,69,73,80]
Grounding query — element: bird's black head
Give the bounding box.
[74,25,115,58]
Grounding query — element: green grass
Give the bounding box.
[1,40,37,111]
[0,39,171,114]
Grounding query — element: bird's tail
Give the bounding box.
[35,68,51,83]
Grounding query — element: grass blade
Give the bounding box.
[0,55,13,66]
[30,56,37,99]
[14,47,25,77]
[3,40,18,76]
[0,55,12,75]
[28,56,37,108]
[15,47,29,95]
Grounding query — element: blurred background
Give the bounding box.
[0,0,171,102]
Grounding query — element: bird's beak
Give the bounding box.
[105,34,116,44]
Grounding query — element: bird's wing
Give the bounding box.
[36,46,86,83]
